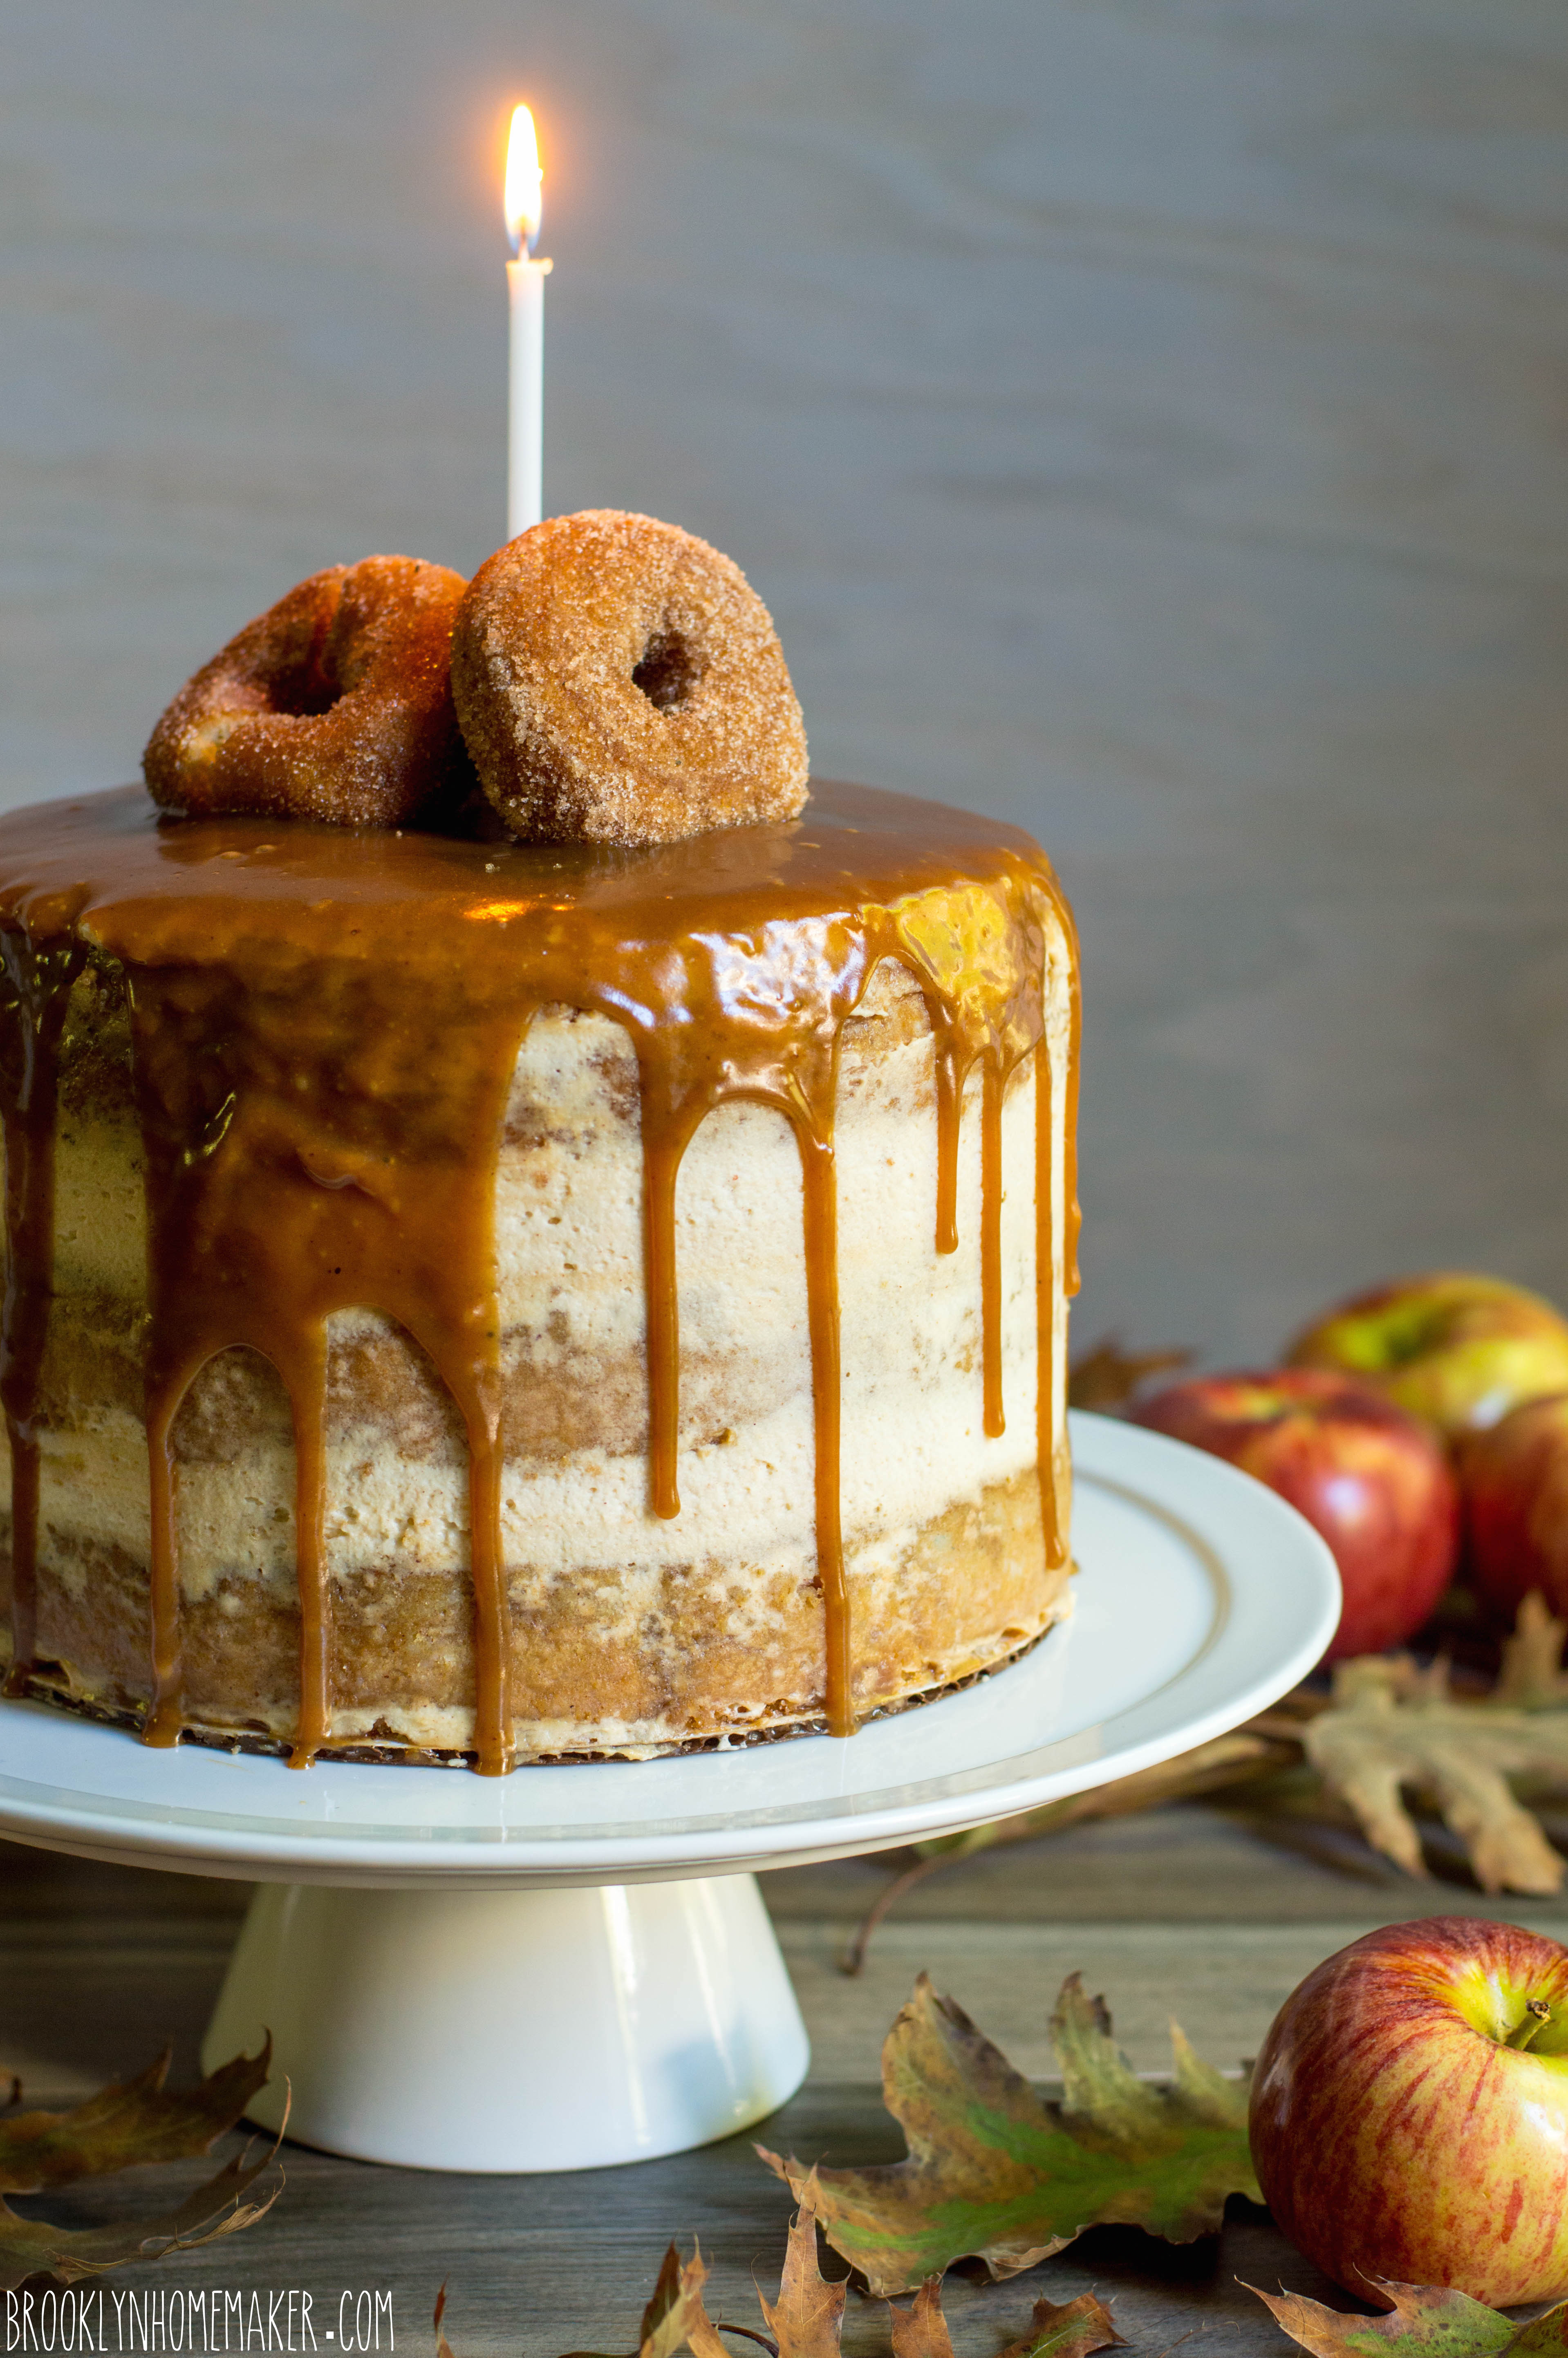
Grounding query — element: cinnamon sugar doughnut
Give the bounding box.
[451,511,809,846]
[144,556,470,829]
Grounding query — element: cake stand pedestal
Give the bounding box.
[204,1874,806,2171]
[0,1415,1338,2173]
[203,1868,806,2160]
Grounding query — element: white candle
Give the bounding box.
[504,104,552,539]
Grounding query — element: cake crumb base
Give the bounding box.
[6,1612,1068,1771]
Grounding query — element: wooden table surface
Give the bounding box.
[8,1802,1567,2356]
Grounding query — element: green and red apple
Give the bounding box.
[1288,1271,1568,1444]
[1251,1917,1568,2306]
[1131,1368,1456,1659]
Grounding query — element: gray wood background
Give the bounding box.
[4,0,1567,1364]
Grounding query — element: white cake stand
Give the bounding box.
[0,1414,1338,2173]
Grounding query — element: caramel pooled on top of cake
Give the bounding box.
[0,781,1078,1771]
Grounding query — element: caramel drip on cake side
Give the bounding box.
[979,1060,1006,1438]
[1064,919,1083,1299]
[1038,889,1082,1568]
[630,860,1066,1739]
[634,941,859,1732]
[0,933,83,1688]
[894,871,1065,1462]
[124,940,524,1767]
[0,780,1075,1767]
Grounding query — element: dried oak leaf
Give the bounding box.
[0,2042,271,2193]
[557,2241,725,2358]
[634,2243,726,2358]
[433,2282,455,2358]
[885,2277,1123,2358]
[999,2292,1125,2358]
[760,1972,1257,2297]
[1247,2272,1568,2354]
[887,2278,952,2358]
[1306,1644,1568,1896]
[0,2134,284,2294]
[760,2179,844,2358]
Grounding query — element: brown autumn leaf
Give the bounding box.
[635,2244,725,2358]
[554,2242,725,2358]
[441,2216,1122,2358]
[1066,1336,1193,1414]
[0,2130,284,2294]
[884,2275,1124,2358]
[887,2279,952,2358]
[0,2042,271,2193]
[1307,1629,1568,1895]
[1246,2272,1568,2354]
[998,2292,1125,2358]
[433,2282,455,2358]
[759,2179,844,2358]
[761,1973,1257,2296]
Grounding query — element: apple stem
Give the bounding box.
[1506,2000,1554,2051]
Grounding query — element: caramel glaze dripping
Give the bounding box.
[124,944,523,1771]
[979,1058,1006,1439]
[1037,896,1083,1568]
[0,934,83,1691]
[1064,938,1084,1298]
[932,1041,963,1260]
[635,971,854,1723]
[0,781,1077,1763]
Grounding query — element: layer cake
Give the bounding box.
[0,771,1079,1770]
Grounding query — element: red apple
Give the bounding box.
[1131,1369,1457,1659]
[1288,1272,1568,1444]
[1250,1917,1568,2305]
[1461,1391,1568,1622]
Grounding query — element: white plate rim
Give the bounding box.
[0,1412,1339,1886]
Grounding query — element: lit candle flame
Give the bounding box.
[504,104,543,258]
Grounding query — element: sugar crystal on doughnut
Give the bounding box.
[450,511,810,847]
[144,555,471,829]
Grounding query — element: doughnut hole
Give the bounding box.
[632,631,701,713]
[265,640,340,720]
